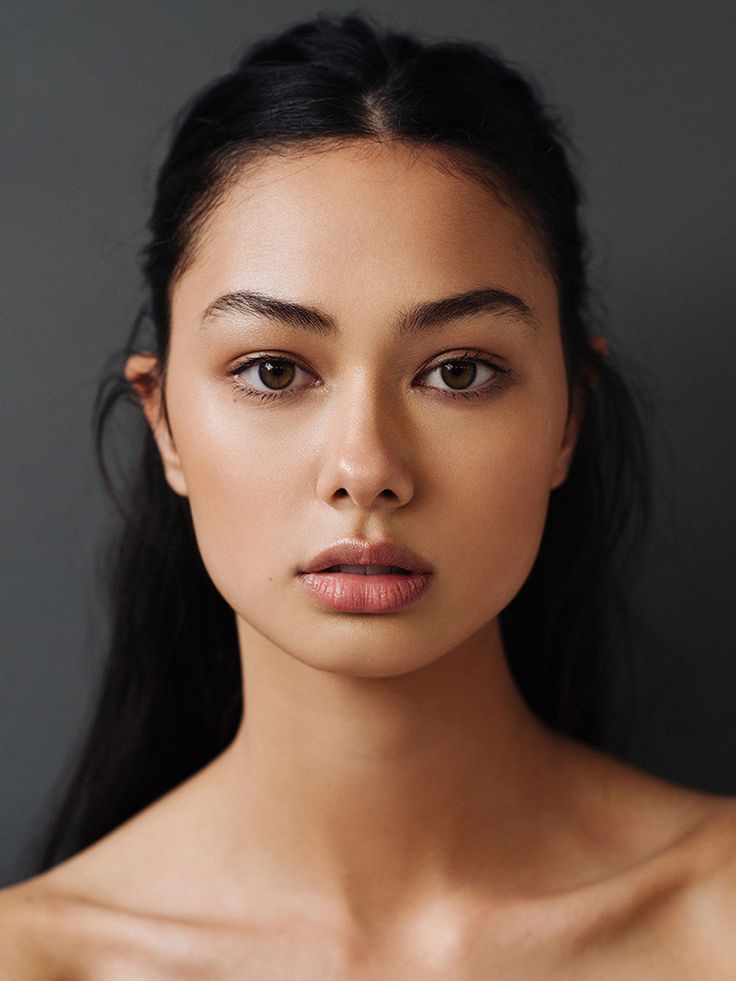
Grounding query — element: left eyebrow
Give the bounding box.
[199,286,539,338]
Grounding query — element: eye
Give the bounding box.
[229,350,511,404]
[418,353,509,398]
[230,356,314,402]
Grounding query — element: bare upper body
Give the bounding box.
[3,737,736,981]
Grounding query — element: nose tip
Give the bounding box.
[328,465,404,510]
[316,400,414,511]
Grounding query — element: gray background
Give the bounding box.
[2,0,734,888]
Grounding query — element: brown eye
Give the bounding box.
[422,351,510,398]
[256,359,295,390]
[233,357,308,394]
[438,360,478,390]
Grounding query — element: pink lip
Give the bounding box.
[300,538,433,575]
[298,569,433,613]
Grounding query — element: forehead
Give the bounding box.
[172,141,557,326]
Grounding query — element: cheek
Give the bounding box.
[169,388,302,611]
[439,402,564,612]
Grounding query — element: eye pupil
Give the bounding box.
[259,360,294,390]
[440,361,476,390]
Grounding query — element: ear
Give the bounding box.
[124,353,189,497]
[550,334,609,490]
[550,382,586,491]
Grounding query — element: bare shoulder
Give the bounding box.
[0,876,74,980]
[0,872,131,979]
[639,796,736,974]
[0,883,35,979]
[580,792,736,976]
[676,797,736,929]
[547,737,736,972]
[0,764,230,979]
[0,868,196,981]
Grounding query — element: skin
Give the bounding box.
[3,140,736,978]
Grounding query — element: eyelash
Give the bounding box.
[228,349,512,404]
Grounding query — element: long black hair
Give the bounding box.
[30,11,651,873]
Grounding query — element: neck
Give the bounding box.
[205,616,579,934]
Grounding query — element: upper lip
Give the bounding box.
[300,538,434,574]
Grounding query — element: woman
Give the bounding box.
[3,11,735,977]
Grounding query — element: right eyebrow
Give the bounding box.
[199,286,539,338]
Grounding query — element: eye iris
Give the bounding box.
[259,360,294,390]
[440,361,476,390]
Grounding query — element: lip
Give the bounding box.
[300,538,434,575]
[297,568,432,613]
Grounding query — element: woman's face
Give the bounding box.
[129,141,581,678]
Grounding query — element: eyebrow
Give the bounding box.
[199,286,538,338]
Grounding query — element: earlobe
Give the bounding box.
[124,353,189,498]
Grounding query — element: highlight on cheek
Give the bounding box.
[227,349,515,405]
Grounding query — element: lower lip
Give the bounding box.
[297,570,433,613]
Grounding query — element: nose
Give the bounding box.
[315,377,415,512]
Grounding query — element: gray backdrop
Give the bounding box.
[2,0,735,887]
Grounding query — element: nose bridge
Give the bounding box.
[341,362,396,434]
[315,365,413,509]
